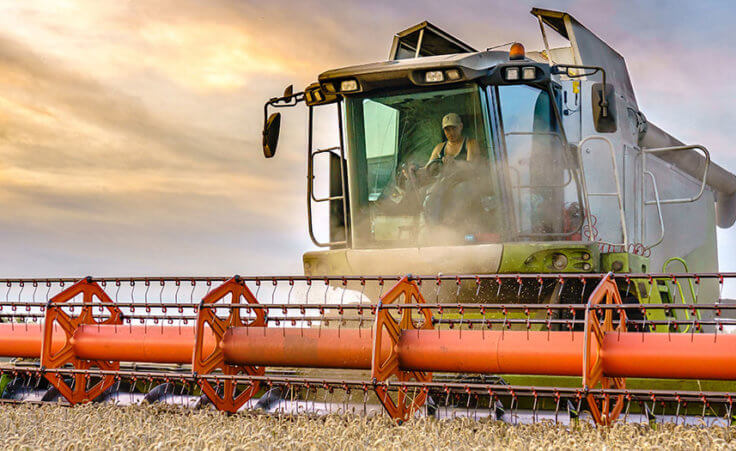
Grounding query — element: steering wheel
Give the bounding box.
[396,162,419,191]
[425,158,444,178]
[396,159,443,191]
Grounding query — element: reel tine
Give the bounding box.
[362,384,368,417]
[310,384,317,416]
[644,402,656,427]
[701,396,708,424]
[323,386,329,415]
[34,372,43,390]
[494,398,505,422]
[287,384,295,415]
[342,385,348,415]
[624,394,632,423]
[565,398,578,424]
[464,387,470,419]
[444,386,451,418]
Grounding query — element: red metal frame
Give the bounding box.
[584,274,627,426]
[372,275,434,423]
[40,277,123,404]
[192,276,266,413]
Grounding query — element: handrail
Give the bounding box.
[643,170,665,250]
[309,147,345,203]
[306,105,348,248]
[661,257,701,331]
[643,145,710,205]
[578,136,628,248]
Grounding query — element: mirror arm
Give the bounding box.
[263,91,306,128]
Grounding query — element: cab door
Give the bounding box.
[493,83,584,241]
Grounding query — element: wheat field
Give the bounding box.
[0,403,733,450]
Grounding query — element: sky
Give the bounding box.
[1,0,735,278]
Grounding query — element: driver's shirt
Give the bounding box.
[438,138,468,161]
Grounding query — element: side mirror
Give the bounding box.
[591,82,616,133]
[262,112,281,158]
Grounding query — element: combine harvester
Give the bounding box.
[3,8,736,426]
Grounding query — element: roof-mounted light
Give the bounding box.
[522,67,537,80]
[445,69,461,81]
[509,42,525,60]
[304,82,339,107]
[340,79,359,92]
[504,67,520,81]
[502,65,541,82]
[424,70,444,83]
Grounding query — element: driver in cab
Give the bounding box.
[426,113,481,168]
[417,112,492,228]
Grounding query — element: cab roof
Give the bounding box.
[318,50,517,84]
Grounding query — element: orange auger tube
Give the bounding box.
[0,323,213,363]
[72,325,216,364]
[0,324,63,358]
[220,327,736,380]
[8,324,736,380]
[7,324,736,381]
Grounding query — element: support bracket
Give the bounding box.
[41,277,123,404]
[192,276,266,413]
[584,273,627,426]
[372,275,434,423]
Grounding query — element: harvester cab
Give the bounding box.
[263,8,736,296]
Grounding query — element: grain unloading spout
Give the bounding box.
[532,7,736,228]
[531,7,638,108]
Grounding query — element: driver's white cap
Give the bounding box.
[442,113,462,128]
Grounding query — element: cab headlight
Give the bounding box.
[552,253,568,271]
[522,67,537,80]
[424,70,444,83]
[340,79,359,92]
[504,67,520,81]
[445,69,461,80]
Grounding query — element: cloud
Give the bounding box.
[0,26,309,276]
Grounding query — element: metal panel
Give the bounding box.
[642,153,720,301]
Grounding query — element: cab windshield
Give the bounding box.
[343,82,583,249]
[345,84,498,248]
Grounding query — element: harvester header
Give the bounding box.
[3,272,736,425]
